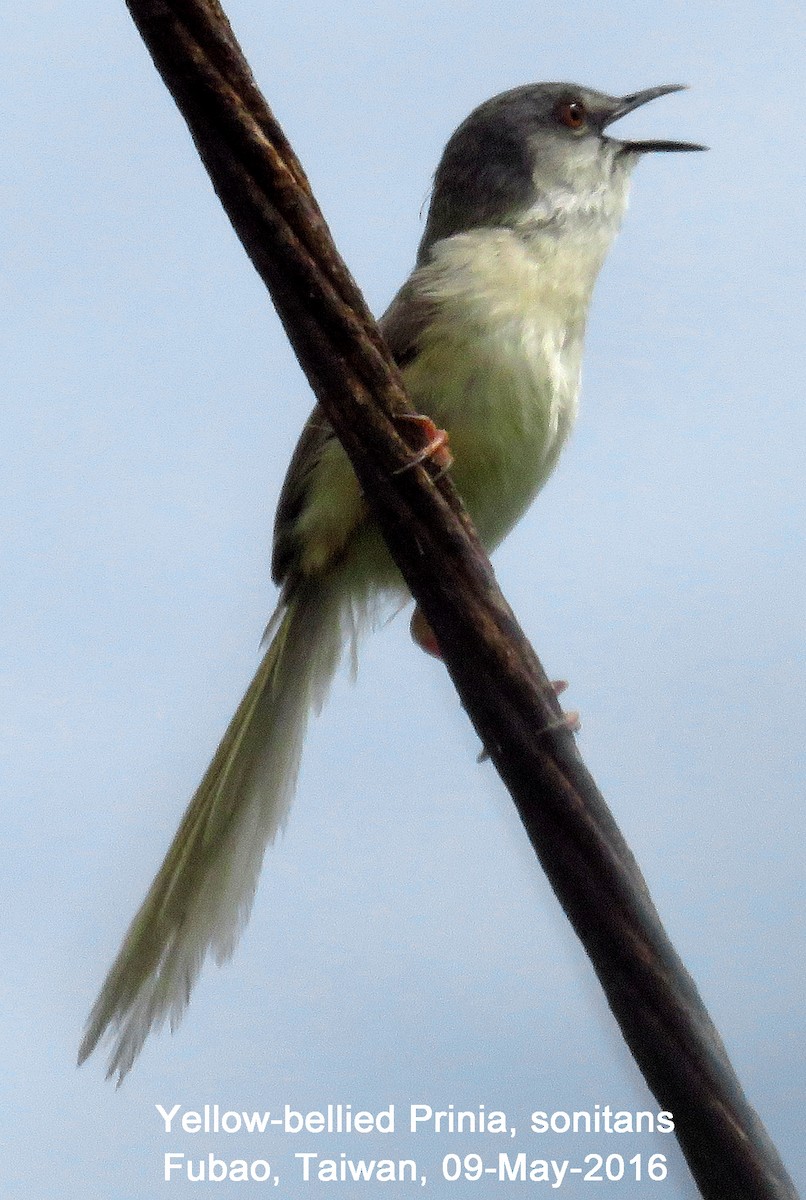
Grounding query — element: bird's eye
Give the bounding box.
[555,100,587,131]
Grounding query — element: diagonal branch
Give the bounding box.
[122,2,798,1197]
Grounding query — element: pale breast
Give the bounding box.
[402,229,585,549]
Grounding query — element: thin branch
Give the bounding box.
[122,3,798,1197]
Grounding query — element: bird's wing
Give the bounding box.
[271,280,435,586]
[378,276,435,369]
[271,407,339,584]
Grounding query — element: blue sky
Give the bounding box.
[2,1,803,1196]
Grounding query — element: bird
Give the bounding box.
[79,81,704,1081]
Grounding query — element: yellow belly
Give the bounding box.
[292,226,588,581]
[403,322,578,551]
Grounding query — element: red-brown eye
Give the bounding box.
[556,100,587,131]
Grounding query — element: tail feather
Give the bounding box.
[78,578,346,1083]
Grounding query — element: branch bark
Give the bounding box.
[121,3,798,1197]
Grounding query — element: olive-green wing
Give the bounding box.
[270,278,435,586]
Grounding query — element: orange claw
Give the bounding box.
[393,412,453,475]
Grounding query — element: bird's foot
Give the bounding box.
[545,679,580,730]
[393,412,453,476]
[410,609,580,753]
[476,694,579,762]
[411,607,442,657]
[533,680,581,737]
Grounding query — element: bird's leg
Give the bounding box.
[393,412,453,475]
[411,608,580,751]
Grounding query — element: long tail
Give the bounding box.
[78,576,346,1083]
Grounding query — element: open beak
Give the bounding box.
[605,84,707,153]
